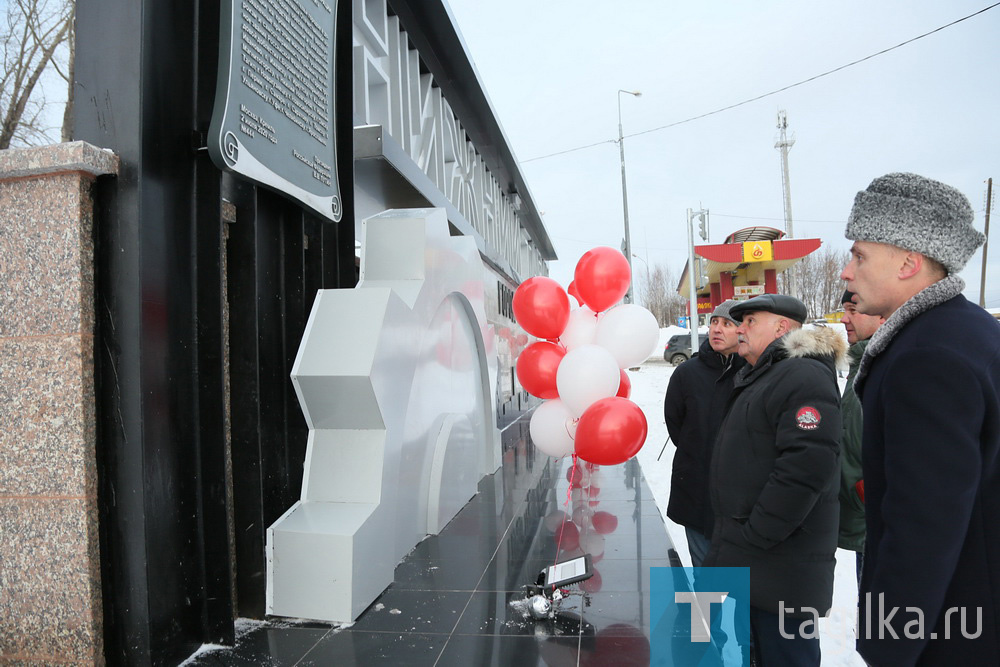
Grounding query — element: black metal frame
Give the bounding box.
[75,0,356,664]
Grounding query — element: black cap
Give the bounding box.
[729,294,808,324]
[841,290,856,305]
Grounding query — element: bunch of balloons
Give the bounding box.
[513,247,658,466]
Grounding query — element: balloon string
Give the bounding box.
[551,454,578,592]
[565,454,577,507]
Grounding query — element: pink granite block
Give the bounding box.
[0,497,103,664]
[0,334,95,497]
[0,142,118,182]
[0,175,95,338]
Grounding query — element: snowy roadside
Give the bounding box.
[629,355,865,666]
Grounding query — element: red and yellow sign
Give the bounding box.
[742,241,773,263]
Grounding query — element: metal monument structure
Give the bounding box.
[73,0,553,663]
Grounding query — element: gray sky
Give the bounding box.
[445,0,999,307]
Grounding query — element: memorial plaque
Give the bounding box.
[209,0,342,221]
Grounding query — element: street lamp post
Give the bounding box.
[618,89,641,304]
[686,207,709,355]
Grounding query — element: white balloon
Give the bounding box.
[529,399,576,458]
[556,344,620,417]
[544,510,569,532]
[580,531,606,558]
[560,306,599,350]
[595,304,661,368]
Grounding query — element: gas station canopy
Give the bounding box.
[677,226,822,315]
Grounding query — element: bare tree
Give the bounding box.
[638,263,687,327]
[778,245,851,319]
[0,0,74,149]
[57,0,73,141]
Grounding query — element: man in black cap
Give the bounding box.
[705,293,845,666]
[841,172,1000,666]
[664,299,745,568]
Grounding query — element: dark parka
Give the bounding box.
[838,339,867,552]
[664,337,745,536]
[705,326,846,616]
[855,288,1000,667]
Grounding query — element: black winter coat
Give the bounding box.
[705,326,845,616]
[664,338,744,535]
[855,288,1000,667]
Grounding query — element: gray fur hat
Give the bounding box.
[710,299,740,324]
[845,172,984,274]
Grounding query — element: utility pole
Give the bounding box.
[618,89,641,304]
[981,177,993,308]
[775,110,796,297]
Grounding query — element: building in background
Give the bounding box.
[677,226,821,323]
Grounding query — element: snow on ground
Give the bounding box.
[630,356,866,666]
[177,618,353,665]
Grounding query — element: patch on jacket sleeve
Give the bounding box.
[795,406,821,430]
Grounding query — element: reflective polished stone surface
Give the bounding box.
[187,417,677,666]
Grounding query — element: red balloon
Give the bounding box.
[584,624,651,667]
[554,520,580,551]
[592,511,619,534]
[574,247,631,312]
[616,369,631,398]
[580,568,603,593]
[516,341,566,399]
[567,280,583,306]
[512,277,571,339]
[575,397,648,466]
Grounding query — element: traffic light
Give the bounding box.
[696,211,708,241]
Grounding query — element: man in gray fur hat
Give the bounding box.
[841,172,1000,666]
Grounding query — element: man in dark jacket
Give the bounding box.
[664,299,745,567]
[838,289,884,581]
[841,172,999,666]
[705,293,845,666]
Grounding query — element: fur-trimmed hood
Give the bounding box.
[782,325,849,367]
[736,324,847,387]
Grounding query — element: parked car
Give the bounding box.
[663,333,709,365]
